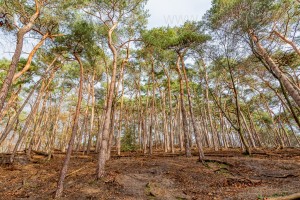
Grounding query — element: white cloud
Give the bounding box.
[146,0,212,28]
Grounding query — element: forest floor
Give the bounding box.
[0,148,300,200]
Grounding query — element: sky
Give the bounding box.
[0,0,213,59]
[146,0,212,28]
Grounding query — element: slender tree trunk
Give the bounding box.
[228,62,251,155]
[97,23,119,179]
[0,58,59,145]
[163,68,174,153]
[0,79,41,145]
[107,106,116,161]
[77,84,91,152]
[278,115,291,147]
[149,62,156,155]
[263,100,285,148]
[96,111,105,153]
[202,108,212,148]
[240,111,256,149]
[261,76,300,131]
[160,90,168,152]
[10,78,50,162]
[179,54,205,162]
[273,30,300,56]
[55,53,84,198]
[117,84,124,156]
[10,100,41,162]
[13,33,50,82]
[27,93,48,158]
[200,113,210,148]
[248,110,262,147]
[87,70,96,154]
[137,77,142,151]
[285,118,300,146]
[0,85,22,122]
[142,114,147,154]
[177,99,184,151]
[279,81,300,130]
[220,112,228,149]
[175,57,191,157]
[115,49,129,155]
[203,61,219,151]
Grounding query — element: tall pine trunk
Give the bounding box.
[176,57,191,157]
[97,23,118,179]
[55,53,84,198]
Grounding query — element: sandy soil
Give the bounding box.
[0,148,299,200]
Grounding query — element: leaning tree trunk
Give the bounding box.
[249,30,300,107]
[240,111,256,149]
[0,85,22,123]
[0,2,40,115]
[55,53,84,198]
[27,91,48,158]
[273,30,300,57]
[279,81,300,130]
[0,78,42,145]
[203,61,219,151]
[13,33,50,82]
[228,61,251,155]
[10,78,48,162]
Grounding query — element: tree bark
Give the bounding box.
[179,54,205,162]
[149,61,155,155]
[87,70,96,154]
[55,53,84,198]
[250,30,300,107]
[273,30,300,56]
[175,57,191,157]
[13,33,50,82]
[203,61,219,151]
[228,60,251,155]
[0,79,41,145]
[97,23,118,179]
[0,1,41,114]
[163,68,174,153]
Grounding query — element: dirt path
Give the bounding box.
[0,148,299,199]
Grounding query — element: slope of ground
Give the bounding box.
[0,148,299,200]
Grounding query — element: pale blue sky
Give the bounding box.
[146,0,212,28]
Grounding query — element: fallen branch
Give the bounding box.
[268,192,300,200]
[66,166,88,178]
[203,159,234,167]
[31,149,53,158]
[263,174,298,178]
